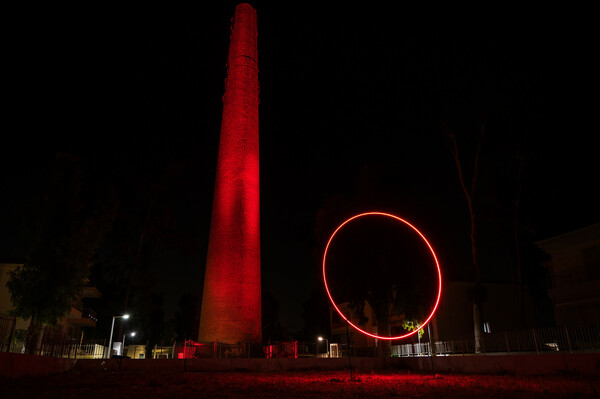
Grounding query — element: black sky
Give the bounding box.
[2,5,598,333]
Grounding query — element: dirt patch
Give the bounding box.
[2,370,599,398]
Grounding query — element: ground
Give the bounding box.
[2,370,599,398]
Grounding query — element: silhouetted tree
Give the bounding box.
[90,160,183,341]
[262,291,287,344]
[174,293,201,341]
[445,120,486,352]
[8,153,118,326]
[143,292,165,357]
[299,284,331,342]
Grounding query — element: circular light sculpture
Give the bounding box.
[322,212,442,340]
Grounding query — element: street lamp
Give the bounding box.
[106,314,130,358]
[122,332,136,356]
[318,336,329,358]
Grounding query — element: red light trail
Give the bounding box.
[322,212,442,340]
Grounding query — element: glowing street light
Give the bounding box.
[318,336,329,358]
[106,314,130,358]
[122,332,136,356]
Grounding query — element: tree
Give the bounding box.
[262,291,287,344]
[90,160,183,342]
[445,120,486,352]
[7,153,118,326]
[444,109,537,342]
[142,292,165,358]
[174,292,201,342]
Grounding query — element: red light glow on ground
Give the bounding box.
[4,370,596,398]
[323,212,442,340]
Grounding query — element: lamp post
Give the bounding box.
[318,336,329,358]
[122,332,136,356]
[106,314,130,358]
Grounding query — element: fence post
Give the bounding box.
[50,331,59,357]
[585,324,594,351]
[38,326,44,356]
[427,324,435,375]
[7,317,17,352]
[532,329,539,354]
[346,323,353,380]
[564,326,572,354]
[481,333,486,355]
[6,317,16,353]
[504,331,510,355]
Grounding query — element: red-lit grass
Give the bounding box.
[2,370,598,398]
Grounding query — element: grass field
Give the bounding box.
[2,370,599,398]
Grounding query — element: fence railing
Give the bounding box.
[74,343,107,359]
[0,315,16,352]
[3,314,598,359]
[174,340,265,359]
[392,323,600,357]
[0,316,80,357]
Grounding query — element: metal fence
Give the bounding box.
[392,322,600,357]
[74,343,107,359]
[3,313,598,359]
[0,315,16,352]
[0,315,81,358]
[175,340,265,359]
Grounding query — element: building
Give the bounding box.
[124,344,174,359]
[434,280,536,339]
[62,285,101,338]
[536,223,600,325]
[0,261,101,339]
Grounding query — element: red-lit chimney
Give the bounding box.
[198,3,261,344]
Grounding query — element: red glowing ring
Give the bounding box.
[322,212,442,340]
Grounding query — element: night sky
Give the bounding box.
[2,4,598,335]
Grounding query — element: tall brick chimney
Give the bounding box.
[198,3,261,345]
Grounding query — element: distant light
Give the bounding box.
[130,332,136,337]
[318,337,324,341]
[123,314,130,319]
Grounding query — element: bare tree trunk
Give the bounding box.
[374,301,392,357]
[448,123,485,353]
[378,318,392,357]
[513,157,526,328]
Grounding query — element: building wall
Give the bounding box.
[435,281,536,339]
[536,223,600,325]
[0,262,100,336]
[331,302,379,348]
[124,344,173,359]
